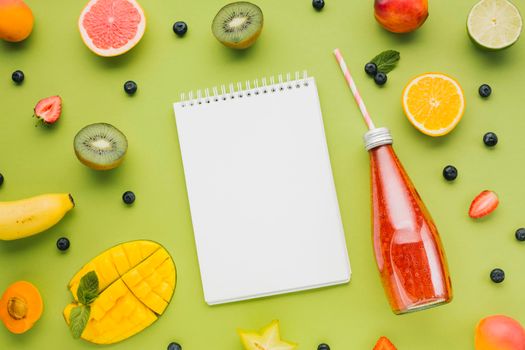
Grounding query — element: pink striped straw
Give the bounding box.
[333,48,376,130]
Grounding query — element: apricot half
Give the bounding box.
[0,281,43,334]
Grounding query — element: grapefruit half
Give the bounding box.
[79,0,146,57]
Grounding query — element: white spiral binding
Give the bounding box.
[180,71,310,108]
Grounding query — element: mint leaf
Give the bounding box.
[77,271,99,305]
[70,272,99,340]
[69,305,90,339]
[371,50,400,73]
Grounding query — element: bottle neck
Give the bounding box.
[363,127,393,151]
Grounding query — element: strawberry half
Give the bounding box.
[373,336,397,350]
[469,190,499,219]
[34,95,62,124]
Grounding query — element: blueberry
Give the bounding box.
[312,0,325,10]
[483,132,498,147]
[167,342,182,350]
[490,268,505,283]
[318,344,330,350]
[56,237,70,251]
[124,81,138,95]
[515,228,525,242]
[122,191,136,205]
[374,72,387,85]
[365,62,377,76]
[12,70,24,84]
[479,84,492,98]
[173,21,188,36]
[0,173,3,186]
[442,165,458,181]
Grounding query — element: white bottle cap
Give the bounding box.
[363,127,393,151]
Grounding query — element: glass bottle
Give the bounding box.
[365,128,453,314]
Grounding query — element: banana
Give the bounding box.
[0,193,74,241]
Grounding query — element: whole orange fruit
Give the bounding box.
[0,0,34,42]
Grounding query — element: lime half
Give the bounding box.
[467,0,523,50]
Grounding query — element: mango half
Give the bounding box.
[63,240,176,344]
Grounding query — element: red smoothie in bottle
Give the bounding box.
[366,128,452,314]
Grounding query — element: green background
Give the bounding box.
[1,0,525,349]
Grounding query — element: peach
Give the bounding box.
[475,315,525,350]
[374,0,428,34]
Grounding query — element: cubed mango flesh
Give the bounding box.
[154,282,174,302]
[63,240,176,345]
[110,245,131,275]
[68,241,161,298]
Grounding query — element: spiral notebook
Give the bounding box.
[173,72,351,305]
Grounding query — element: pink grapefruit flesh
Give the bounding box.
[78,0,146,57]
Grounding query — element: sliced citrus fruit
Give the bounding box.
[78,0,146,57]
[402,73,465,137]
[467,0,522,50]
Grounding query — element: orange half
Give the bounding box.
[402,73,465,137]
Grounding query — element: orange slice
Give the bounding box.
[402,73,465,137]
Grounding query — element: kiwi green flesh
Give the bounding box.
[212,2,263,45]
[74,123,128,168]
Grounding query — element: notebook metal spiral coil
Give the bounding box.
[179,71,310,108]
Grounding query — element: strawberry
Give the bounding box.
[469,190,499,219]
[373,336,397,350]
[34,95,62,124]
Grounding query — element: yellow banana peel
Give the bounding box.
[0,193,74,240]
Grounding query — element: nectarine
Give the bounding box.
[475,315,525,350]
[374,0,428,34]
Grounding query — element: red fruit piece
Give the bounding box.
[374,0,429,34]
[34,96,62,124]
[374,336,397,350]
[475,315,525,350]
[469,190,499,219]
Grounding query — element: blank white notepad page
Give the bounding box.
[174,76,350,305]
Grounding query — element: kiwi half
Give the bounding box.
[74,123,128,171]
[212,2,263,49]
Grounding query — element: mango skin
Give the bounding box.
[475,315,525,350]
[374,0,428,34]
